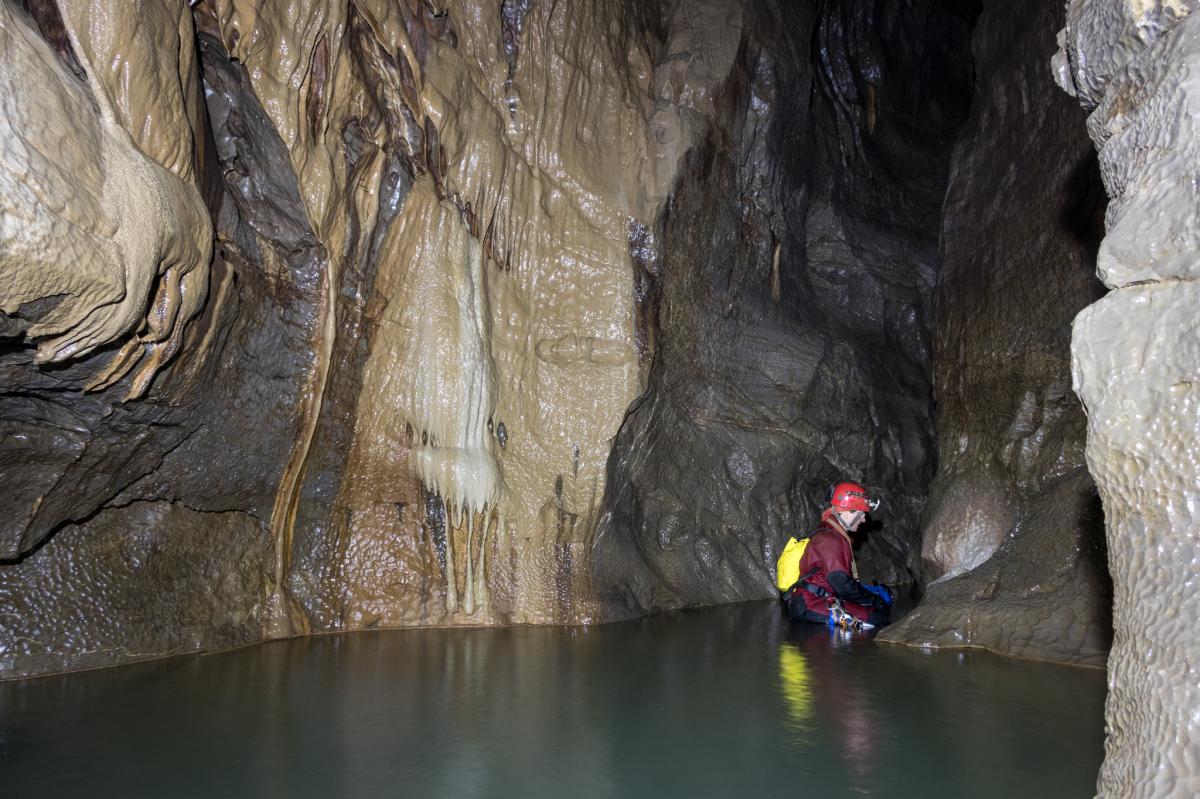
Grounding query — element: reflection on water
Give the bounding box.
[777,644,814,735]
[0,602,1105,798]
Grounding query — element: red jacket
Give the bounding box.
[795,520,873,621]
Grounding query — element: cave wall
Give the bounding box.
[878,0,1112,666]
[276,0,722,630]
[0,503,271,676]
[0,0,748,676]
[1054,0,1200,795]
[0,0,321,678]
[593,0,977,615]
[1,0,979,674]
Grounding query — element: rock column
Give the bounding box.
[1055,1,1200,795]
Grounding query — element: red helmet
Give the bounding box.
[829,482,879,513]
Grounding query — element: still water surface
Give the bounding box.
[0,602,1105,798]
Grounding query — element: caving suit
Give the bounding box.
[783,518,890,627]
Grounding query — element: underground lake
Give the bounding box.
[0,601,1106,798]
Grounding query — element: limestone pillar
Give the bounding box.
[1055,2,1200,794]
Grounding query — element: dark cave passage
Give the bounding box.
[592,0,1110,671]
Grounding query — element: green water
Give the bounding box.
[0,602,1105,798]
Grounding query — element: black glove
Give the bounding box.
[828,570,884,608]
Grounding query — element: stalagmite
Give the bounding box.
[473,509,494,616]
[463,513,476,615]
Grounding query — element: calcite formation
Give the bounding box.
[0,0,212,399]
[290,0,676,627]
[1056,0,1200,795]
[0,0,749,674]
[879,0,1111,666]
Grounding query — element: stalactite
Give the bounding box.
[473,508,495,616]
[442,495,459,613]
[406,226,502,540]
[463,512,476,615]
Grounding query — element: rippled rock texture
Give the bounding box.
[0,502,270,678]
[1056,0,1200,795]
[878,0,1111,666]
[593,1,976,614]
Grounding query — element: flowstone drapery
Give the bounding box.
[0,1,212,400]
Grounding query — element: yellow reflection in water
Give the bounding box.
[778,643,815,735]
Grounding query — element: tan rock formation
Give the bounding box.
[0,0,212,398]
[1056,0,1200,795]
[186,0,743,629]
[1,0,752,670]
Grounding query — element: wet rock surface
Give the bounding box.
[1056,1,1200,794]
[594,0,976,615]
[0,0,331,675]
[1073,282,1200,797]
[879,0,1111,666]
[0,502,271,678]
[1,0,730,672]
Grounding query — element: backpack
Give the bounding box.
[775,536,810,592]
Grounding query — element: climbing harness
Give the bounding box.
[781,565,828,603]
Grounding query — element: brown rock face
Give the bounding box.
[0,502,271,679]
[879,0,1112,666]
[2,0,317,680]
[593,0,977,614]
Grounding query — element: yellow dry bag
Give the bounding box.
[775,536,810,592]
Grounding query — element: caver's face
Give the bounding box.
[838,510,865,532]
